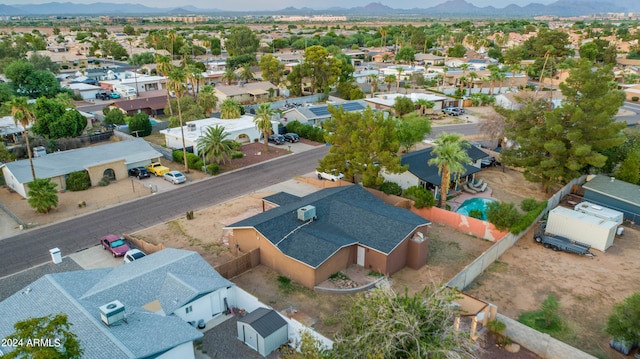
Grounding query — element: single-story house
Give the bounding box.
[582,175,640,223]
[107,95,167,117]
[494,90,564,110]
[0,248,235,359]
[224,185,430,289]
[1,138,162,198]
[160,115,278,155]
[382,145,488,193]
[237,307,288,357]
[364,92,448,113]
[0,116,27,144]
[280,100,368,127]
[65,82,104,100]
[215,81,276,104]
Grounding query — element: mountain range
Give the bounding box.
[1,0,638,18]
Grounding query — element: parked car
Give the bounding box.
[109,92,120,99]
[95,92,109,100]
[128,167,150,179]
[100,234,131,257]
[124,249,146,263]
[442,107,463,116]
[145,162,171,177]
[316,169,344,182]
[268,134,285,145]
[163,170,186,184]
[283,133,300,143]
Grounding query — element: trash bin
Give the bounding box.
[49,248,62,264]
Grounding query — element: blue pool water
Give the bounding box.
[149,119,158,125]
[455,198,496,220]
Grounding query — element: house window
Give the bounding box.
[186,306,193,314]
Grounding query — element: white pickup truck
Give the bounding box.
[316,169,344,182]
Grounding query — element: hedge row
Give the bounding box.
[285,120,325,143]
[509,200,548,234]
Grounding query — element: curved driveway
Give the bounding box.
[0,146,328,278]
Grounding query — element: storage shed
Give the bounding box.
[237,308,288,357]
[547,206,618,252]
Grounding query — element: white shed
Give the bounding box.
[573,201,624,225]
[237,308,288,357]
[546,206,618,252]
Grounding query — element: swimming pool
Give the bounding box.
[455,197,496,220]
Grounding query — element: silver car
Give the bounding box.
[163,170,186,184]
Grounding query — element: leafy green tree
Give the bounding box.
[280,330,331,359]
[396,113,432,153]
[615,149,640,184]
[286,64,310,97]
[196,85,218,117]
[32,98,85,139]
[393,96,415,117]
[0,142,15,163]
[123,24,135,36]
[259,54,285,86]
[130,51,155,66]
[225,26,259,57]
[320,106,405,187]
[428,133,471,208]
[606,292,640,344]
[4,60,60,98]
[523,28,572,59]
[127,112,152,137]
[331,283,479,358]
[28,53,60,73]
[403,185,436,208]
[254,103,274,153]
[103,107,126,125]
[303,45,341,94]
[499,60,626,192]
[395,46,416,63]
[27,178,58,213]
[166,96,204,124]
[100,39,128,61]
[486,201,521,231]
[11,97,37,180]
[220,98,241,119]
[196,125,235,165]
[3,313,82,359]
[447,44,466,57]
[578,41,599,62]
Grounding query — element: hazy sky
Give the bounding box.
[4,0,558,11]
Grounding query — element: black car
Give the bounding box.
[128,167,150,179]
[283,133,299,143]
[268,134,285,145]
[95,92,110,100]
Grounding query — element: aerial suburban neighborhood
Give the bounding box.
[1,1,640,358]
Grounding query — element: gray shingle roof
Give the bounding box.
[401,146,484,186]
[0,249,231,358]
[238,308,287,338]
[262,192,301,206]
[4,138,162,184]
[226,186,429,268]
[583,175,640,206]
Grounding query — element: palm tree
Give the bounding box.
[379,26,387,47]
[196,125,234,165]
[467,71,478,96]
[167,67,189,173]
[253,103,275,153]
[197,85,218,117]
[395,67,404,91]
[428,133,471,208]
[167,30,177,59]
[442,66,449,90]
[155,54,173,115]
[458,76,467,96]
[27,178,58,213]
[415,99,434,116]
[368,74,378,98]
[11,97,37,180]
[384,74,396,93]
[220,98,241,119]
[239,63,254,83]
[222,68,236,85]
[185,64,202,99]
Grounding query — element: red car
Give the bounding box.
[100,234,131,257]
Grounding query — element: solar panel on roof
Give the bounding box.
[341,102,365,111]
[309,107,330,117]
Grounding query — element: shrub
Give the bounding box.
[468,209,483,219]
[285,120,325,142]
[632,96,639,102]
[231,151,244,159]
[486,201,521,231]
[379,181,402,196]
[402,186,436,209]
[186,153,200,169]
[510,200,547,234]
[172,150,183,163]
[520,198,540,212]
[66,171,90,191]
[206,163,220,175]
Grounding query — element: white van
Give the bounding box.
[113,85,137,98]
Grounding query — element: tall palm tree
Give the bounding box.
[167,30,177,59]
[155,54,173,115]
[196,125,234,165]
[384,74,396,93]
[184,64,202,99]
[167,67,189,173]
[253,103,274,153]
[222,68,236,85]
[11,97,37,180]
[197,85,218,117]
[368,74,378,98]
[220,98,241,119]
[467,71,478,96]
[395,67,404,91]
[428,133,471,208]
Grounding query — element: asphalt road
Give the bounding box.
[0,146,328,279]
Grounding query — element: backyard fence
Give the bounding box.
[215,248,260,279]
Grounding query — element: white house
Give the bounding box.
[66,82,104,100]
[364,92,449,112]
[160,115,278,155]
[1,139,162,199]
[0,249,235,359]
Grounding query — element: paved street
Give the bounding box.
[0,146,328,279]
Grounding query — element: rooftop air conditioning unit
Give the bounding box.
[187,123,196,131]
[297,205,316,222]
[33,146,47,157]
[99,300,125,326]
